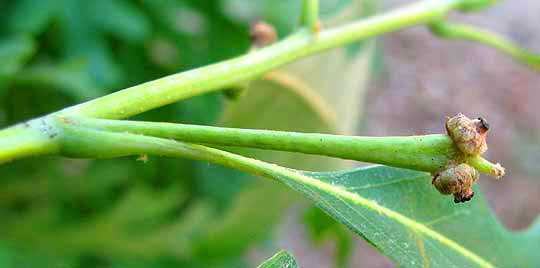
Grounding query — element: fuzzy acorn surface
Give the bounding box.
[433,163,479,203]
[446,113,489,156]
[433,113,497,203]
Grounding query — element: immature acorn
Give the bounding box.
[446,113,490,155]
[432,163,479,203]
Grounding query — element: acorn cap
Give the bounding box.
[446,113,489,156]
[432,163,479,203]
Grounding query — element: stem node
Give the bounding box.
[301,0,320,33]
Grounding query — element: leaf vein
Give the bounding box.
[345,174,427,191]
[280,170,495,268]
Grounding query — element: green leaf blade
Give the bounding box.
[257,250,298,268]
[273,165,540,268]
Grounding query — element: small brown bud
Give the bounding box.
[250,21,277,48]
[446,113,489,155]
[313,20,322,33]
[432,163,479,203]
[492,163,505,178]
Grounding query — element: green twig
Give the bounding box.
[0,118,61,164]
[429,20,540,68]
[58,0,461,120]
[0,0,518,168]
[56,122,499,268]
[59,123,270,179]
[456,0,499,12]
[301,0,320,32]
[69,117,501,176]
[466,156,505,178]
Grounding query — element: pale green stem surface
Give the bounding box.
[70,117,501,175]
[0,118,61,164]
[58,122,493,268]
[456,0,498,12]
[429,20,540,68]
[0,0,512,171]
[301,0,319,32]
[467,156,505,178]
[59,124,269,178]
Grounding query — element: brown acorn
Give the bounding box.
[432,163,479,203]
[446,113,489,156]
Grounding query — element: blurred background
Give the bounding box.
[0,0,538,267]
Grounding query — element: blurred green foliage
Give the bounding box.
[0,0,375,267]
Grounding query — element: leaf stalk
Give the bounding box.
[67,116,501,176]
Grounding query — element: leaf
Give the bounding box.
[0,35,36,76]
[284,43,375,134]
[0,243,12,267]
[274,165,540,268]
[0,35,37,111]
[10,60,104,101]
[0,0,251,266]
[5,0,58,35]
[283,0,378,134]
[303,205,352,268]
[257,250,298,268]
[284,41,375,134]
[279,1,378,265]
[87,0,150,43]
[193,177,296,259]
[219,74,339,165]
[0,181,215,259]
[195,0,378,259]
[141,0,249,68]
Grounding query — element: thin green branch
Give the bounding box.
[59,123,271,178]
[301,0,319,32]
[57,122,495,268]
[456,0,499,12]
[0,118,61,164]
[71,116,456,172]
[59,0,461,120]
[0,0,518,167]
[466,156,505,178]
[68,117,501,176]
[429,20,540,68]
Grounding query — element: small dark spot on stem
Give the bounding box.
[58,116,74,125]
